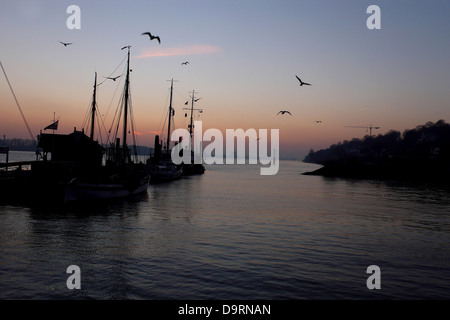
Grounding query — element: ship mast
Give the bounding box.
[166,79,177,154]
[189,90,196,138]
[183,90,203,148]
[121,46,131,163]
[185,90,203,137]
[121,45,131,162]
[90,72,97,140]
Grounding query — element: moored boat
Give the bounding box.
[146,79,183,182]
[63,46,148,202]
[0,48,149,205]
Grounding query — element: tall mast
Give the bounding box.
[122,46,131,151]
[90,72,97,140]
[189,90,195,138]
[183,90,202,145]
[166,79,174,154]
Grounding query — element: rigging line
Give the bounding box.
[105,62,128,144]
[156,89,171,137]
[173,87,189,102]
[101,62,126,123]
[107,94,122,145]
[96,104,110,144]
[81,99,92,132]
[158,93,170,140]
[129,98,139,161]
[102,75,124,129]
[106,84,124,144]
[95,108,105,145]
[160,112,169,142]
[112,94,125,144]
[0,60,36,145]
[97,55,127,87]
[128,81,140,162]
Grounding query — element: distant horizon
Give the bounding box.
[3,118,449,162]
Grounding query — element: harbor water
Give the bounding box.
[0,151,449,299]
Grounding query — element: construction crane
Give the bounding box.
[345,124,380,136]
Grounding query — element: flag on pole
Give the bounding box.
[44,120,59,131]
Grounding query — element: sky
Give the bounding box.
[1,0,450,160]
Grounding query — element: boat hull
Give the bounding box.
[64,176,149,203]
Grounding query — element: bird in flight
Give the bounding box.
[277,111,292,116]
[295,75,311,86]
[315,120,322,123]
[104,75,121,81]
[182,61,189,65]
[141,32,161,44]
[59,41,72,47]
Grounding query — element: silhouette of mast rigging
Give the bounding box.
[166,78,178,153]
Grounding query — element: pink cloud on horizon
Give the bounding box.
[137,44,222,58]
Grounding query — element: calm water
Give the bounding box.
[0,151,449,299]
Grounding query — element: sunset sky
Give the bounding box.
[1,0,450,159]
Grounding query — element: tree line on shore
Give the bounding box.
[304,120,450,165]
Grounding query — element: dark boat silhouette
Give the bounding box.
[63,46,148,202]
[181,90,205,175]
[0,48,149,204]
[146,79,183,182]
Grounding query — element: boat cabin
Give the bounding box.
[38,129,105,166]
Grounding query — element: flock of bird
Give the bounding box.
[59,33,320,123]
[276,75,316,121]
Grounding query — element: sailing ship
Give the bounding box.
[146,79,183,181]
[63,46,149,202]
[0,47,149,204]
[182,90,206,175]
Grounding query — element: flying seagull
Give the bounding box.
[104,75,121,81]
[141,32,161,44]
[295,75,311,86]
[277,110,292,116]
[59,41,72,46]
[182,61,189,65]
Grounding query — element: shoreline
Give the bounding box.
[303,160,450,184]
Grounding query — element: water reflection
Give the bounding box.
[1,160,449,299]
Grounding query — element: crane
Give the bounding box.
[345,124,380,136]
